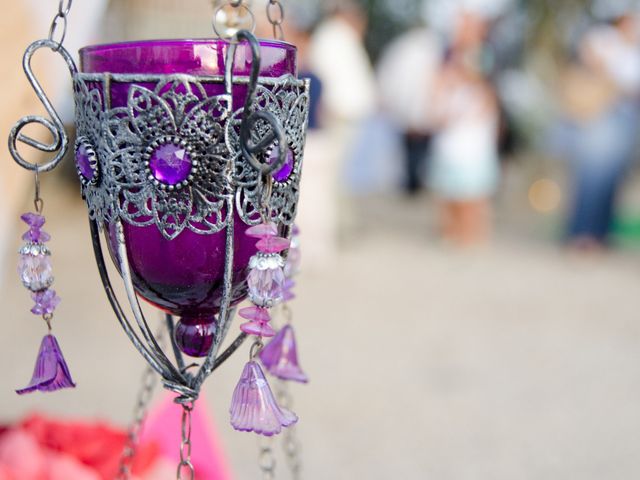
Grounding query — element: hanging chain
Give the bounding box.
[258,437,277,480]
[276,382,303,480]
[266,0,285,40]
[177,402,195,480]
[116,364,159,480]
[48,0,73,51]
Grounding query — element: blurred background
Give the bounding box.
[1,0,640,478]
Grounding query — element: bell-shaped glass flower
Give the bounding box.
[259,325,308,383]
[16,335,76,395]
[229,361,297,436]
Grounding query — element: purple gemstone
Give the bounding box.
[21,213,45,229]
[18,254,53,291]
[270,145,294,182]
[229,361,297,436]
[149,142,193,185]
[76,143,97,181]
[22,229,51,243]
[174,317,216,358]
[31,289,61,316]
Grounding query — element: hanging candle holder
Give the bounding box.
[9,0,309,477]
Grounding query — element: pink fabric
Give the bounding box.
[138,393,233,480]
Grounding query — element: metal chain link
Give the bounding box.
[48,0,73,51]
[177,402,195,480]
[258,437,277,480]
[116,364,159,480]
[212,0,256,38]
[276,382,303,480]
[266,0,285,40]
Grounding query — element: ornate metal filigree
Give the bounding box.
[74,73,309,240]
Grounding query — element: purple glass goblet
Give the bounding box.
[77,39,302,321]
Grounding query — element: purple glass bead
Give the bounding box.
[229,360,297,436]
[16,334,76,395]
[75,143,96,181]
[259,325,308,383]
[239,306,271,323]
[256,236,290,254]
[246,223,278,239]
[148,141,193,186]
[21,213,45,229]
[282,278,296,302]
[174,317,217,358]
[284,247,301,278]
[240,321,276,338]
[18,254,53,292]
[22,229,51,243]
[31,289,61,316]
[247,255,286,308]
[270,145,294,182]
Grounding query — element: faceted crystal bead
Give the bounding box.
[149,142,193,185]
[247,263,286,308]
[75,143,96,181]
[270,144,295,182]
[18,254,53,292]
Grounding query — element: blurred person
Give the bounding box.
[555,5,640,250]
[306,1,376,252]
[377,26,443,195]
[309,1,375,126]
[429,10,500,246]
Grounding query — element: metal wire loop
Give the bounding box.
[250,339,264,359]
[58,0,73,16]
[212,3,256,39]
[9,39,77,173]
[267,0,285,39]
[48,14,68,50]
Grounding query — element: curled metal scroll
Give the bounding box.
[8,39,77,173]
[226,30,287,176]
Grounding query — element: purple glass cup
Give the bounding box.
[78,39,298,321]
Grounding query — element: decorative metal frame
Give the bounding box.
[10,32,311,404]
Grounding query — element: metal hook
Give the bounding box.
[225,31,288,176]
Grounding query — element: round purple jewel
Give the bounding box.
[146,137,195,189]
[269,144,295,182]
[174,316,217,358]
[75,138,98,184]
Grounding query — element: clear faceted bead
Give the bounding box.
[247,265,286,307]
[18,254,53,291]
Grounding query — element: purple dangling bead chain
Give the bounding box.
[229,221,299,435]
[16,212,75,394]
